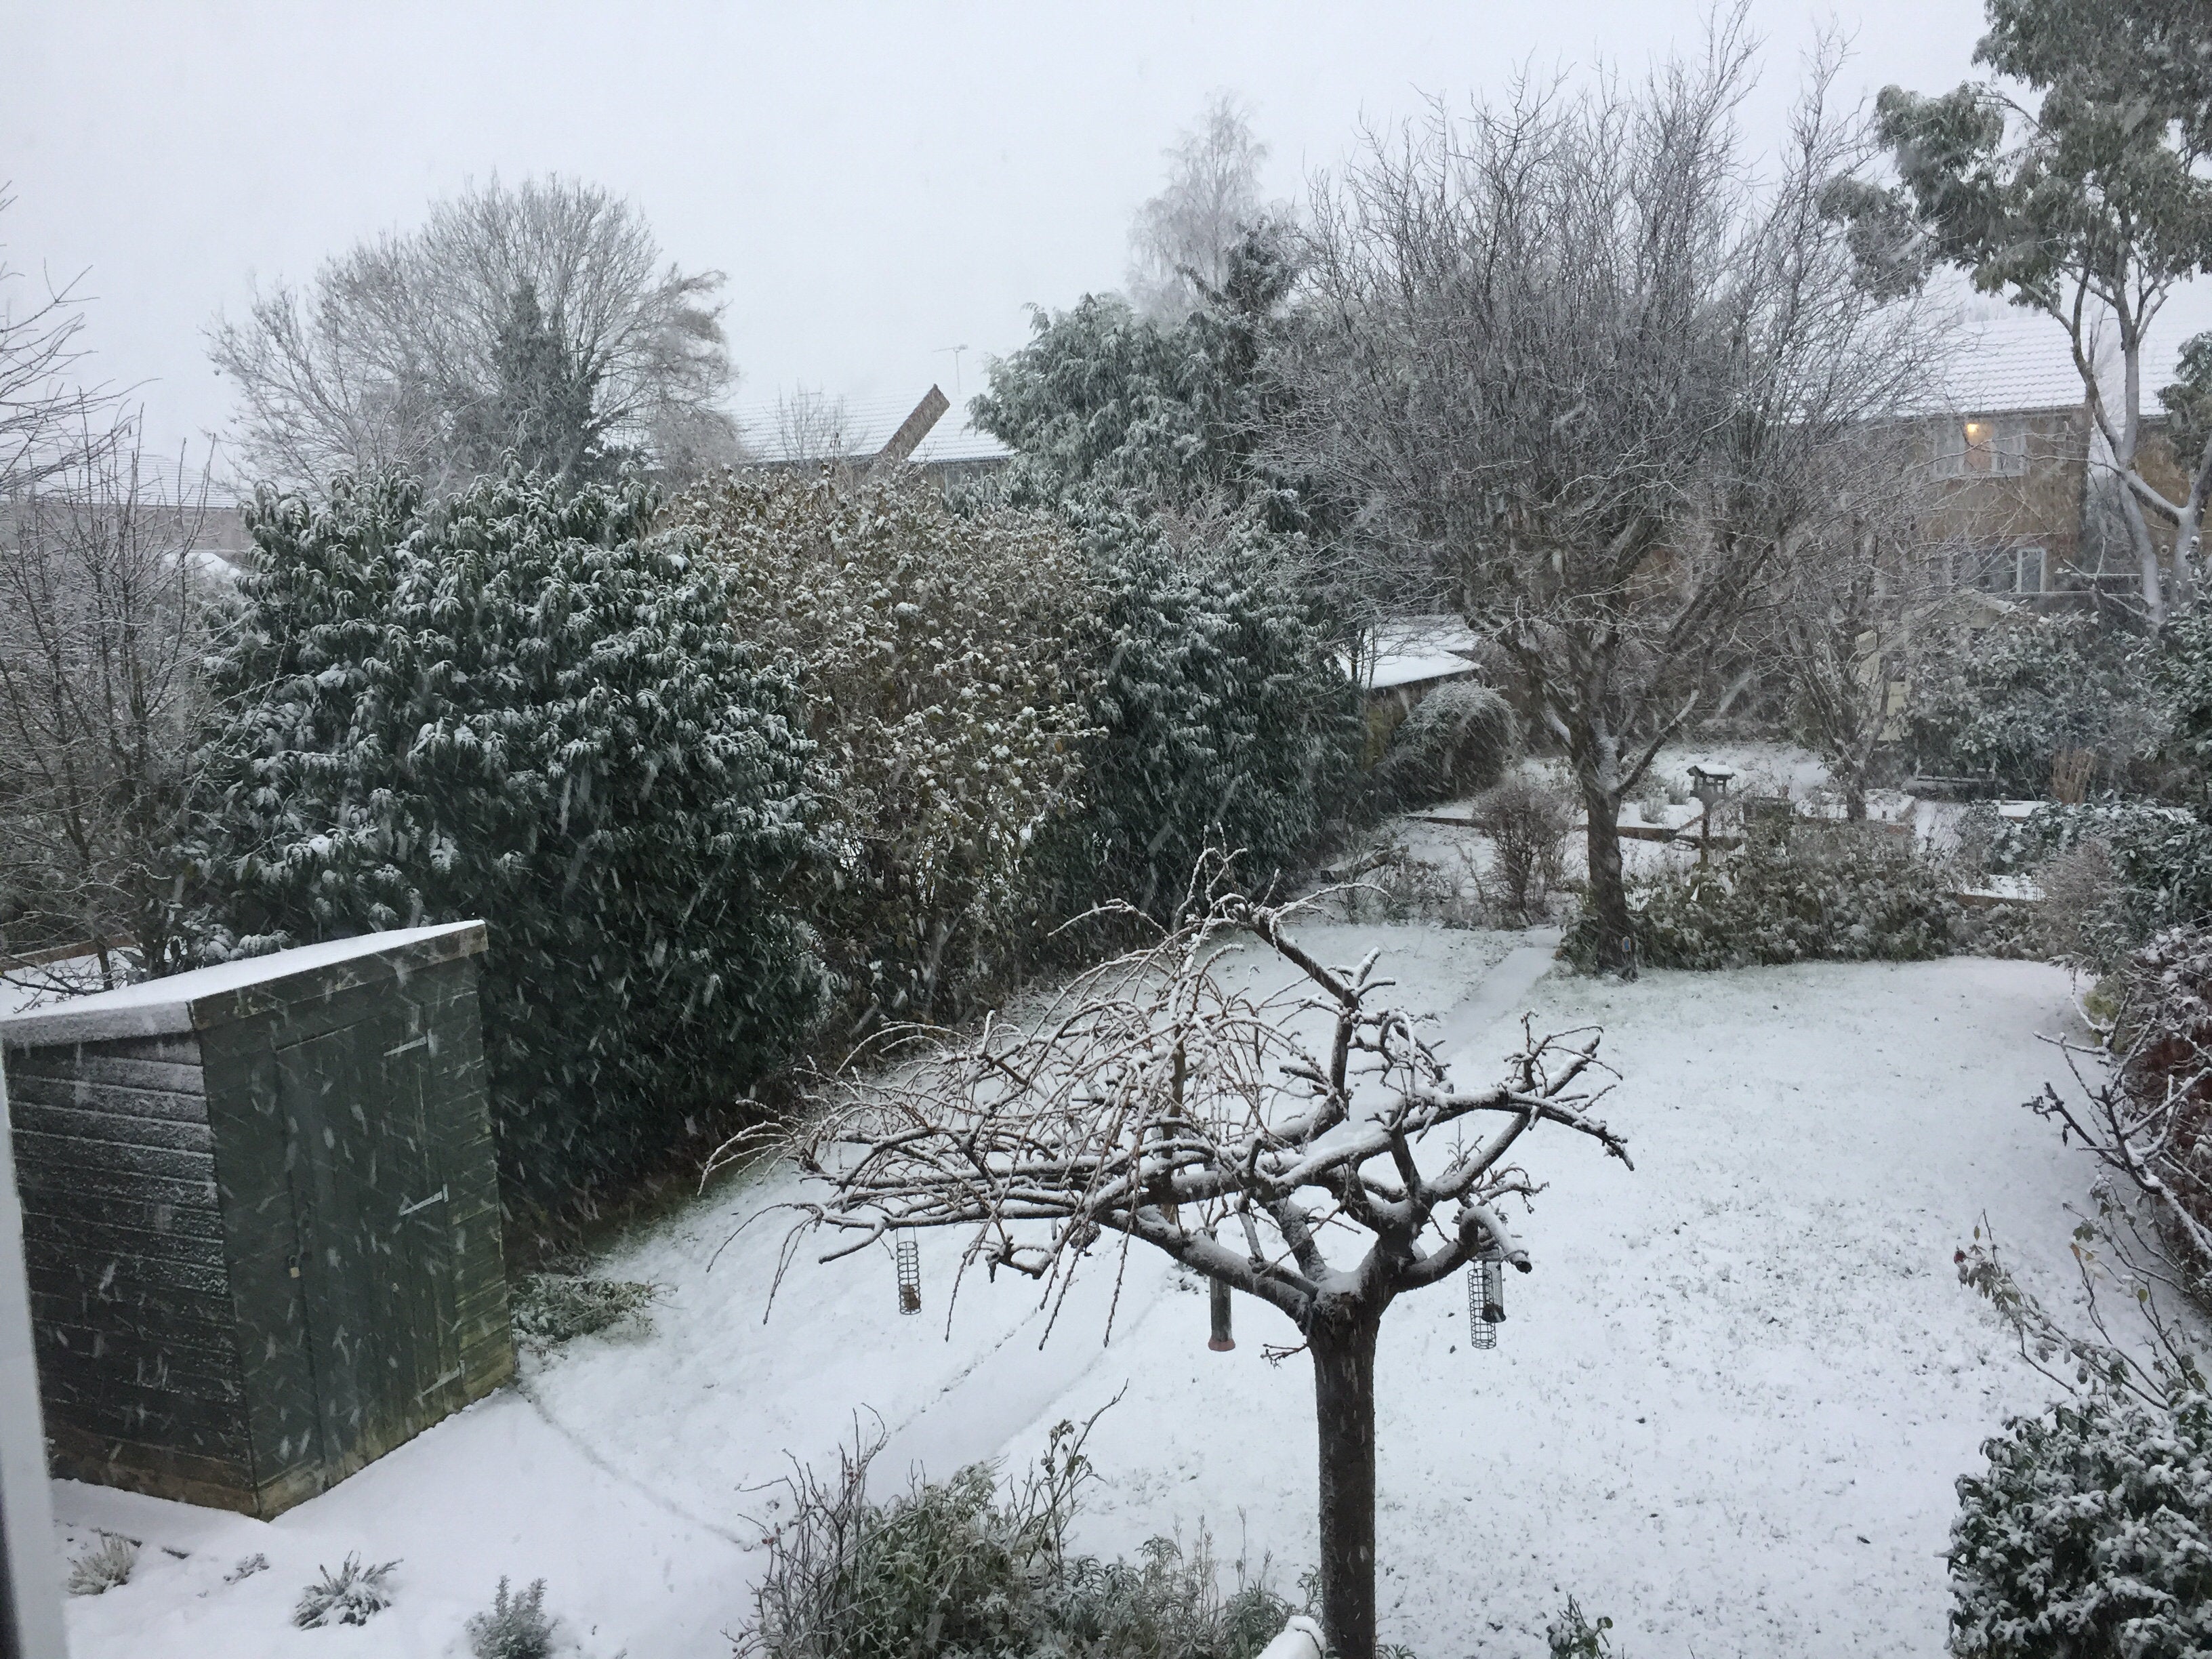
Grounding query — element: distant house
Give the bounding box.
[729,386,1011,487]
[1915,312,2195,609]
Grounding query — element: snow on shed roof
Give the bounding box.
[1363,615,1483,691]
[0,922,486,1044]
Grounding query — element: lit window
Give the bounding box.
[1936,415,2028,478]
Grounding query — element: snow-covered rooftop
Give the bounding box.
[1362,615,1482,691]
[0,921,484,1043]
[1935,309,2194,417]
[731,390,1011,467]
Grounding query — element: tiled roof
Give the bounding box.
[1937,309,2194,417]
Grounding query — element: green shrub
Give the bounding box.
[1046,514,1360,921]
[466,1576,555,1659]
[1959,801,2212,964]
[1909,615,2152,796]
[1565,825,1959,970]
[185,469,826,1200]
[510,1275,659,1348]
[65,1534,138,1597]
[1950,1389,2212,1658]
[293,1555,398,1628]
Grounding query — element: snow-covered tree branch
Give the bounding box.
[741,872,1630,1659]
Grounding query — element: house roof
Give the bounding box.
[1936,308,2196,417]
[1361,616,1483,691]
[731,391,1011,467]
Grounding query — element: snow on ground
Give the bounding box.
[53,924,2102,1659]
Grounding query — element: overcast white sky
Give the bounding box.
[9,1,2014,466]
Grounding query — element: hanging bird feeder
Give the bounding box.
[895,1231,922,1315]
[1208,1275,1235,1351]
[1467,1253,1506,1351]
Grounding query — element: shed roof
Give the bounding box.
[0,922,486,1046]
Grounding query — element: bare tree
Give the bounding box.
[1273,24,1935,970]
[0,417,211,986]
[0,188,113,500]
[1128,94,1273,320]
[742,878,1631,1659]
[209,175,739,493]
[1769,430,1944,819]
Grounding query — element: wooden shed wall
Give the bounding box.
[4,1031,257,1508]
[4,926,512,1518]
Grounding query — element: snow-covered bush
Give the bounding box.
[510,1274,659,1349]
[1908,615,2152,796]
[677,470,1092,1025]
[186,469,825,1199]
[1468,775,1574,924]
[1567,824,1958,970]
[66,1533,138,1597]
[466,1576,555,1659]
[1950,1389,2212,1658]
[741,1419,1296,1659]
[1371,682,1516,809]
[1048,514,1361,921]
[293,1555,398,1627]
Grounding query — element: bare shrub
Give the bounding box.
[1469,777,1574,925]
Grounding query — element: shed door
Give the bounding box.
[279,998,463,1478]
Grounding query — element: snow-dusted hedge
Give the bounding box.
[1962,801,2212,964]
[1566,825,1959,970]
[1908,614,2152,797]
[1048,513,1361,921]
[187,470,825,1197]
[1950,1389,2212,1658]
[679,471,1093,1024]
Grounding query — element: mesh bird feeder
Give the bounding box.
[895,1231,922,1315]
[1208,1275,1235,1351]
[1467,1254,1506,1351]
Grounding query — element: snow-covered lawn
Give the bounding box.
[53,926,2100,1658]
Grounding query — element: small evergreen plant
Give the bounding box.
[466,1576,555,1659]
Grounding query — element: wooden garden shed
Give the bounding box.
[0,922,512,1517]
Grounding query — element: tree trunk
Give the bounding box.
[1310,1309,1382,1659]
[1580,787,1635,976]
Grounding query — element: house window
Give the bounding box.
[1936,415,2029,478]
[1947,544,2047,596]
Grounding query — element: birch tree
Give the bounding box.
[1273,27,1928,970]
[746,879,1630,1659]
